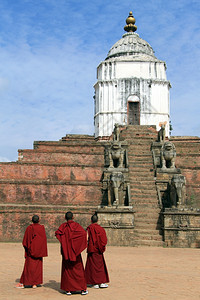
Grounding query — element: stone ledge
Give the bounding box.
[163,208,200,215]
[0,204,97,213]
[19,149,105,154]
[0,161,104,168]
[0,179,101,186]
[163,227,200,231]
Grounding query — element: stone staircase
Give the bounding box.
[120,125,163,246]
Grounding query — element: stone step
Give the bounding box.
[129,159,153,163]
[129,169,154,174]
[129,178,155,184]
[129,174,154,179]
[133,203,160,209]
[131,190,157,197]
[129,162,153,166]
[134,213,161,219]
[129,168,154,173]
[128,159,153,164]
[134,206,161,212]
[129,179,155,184]
[124,140,154,145]
[128,148,152,152]
[133,202,159,208]
[130,188,156,193]
[129,166,153,171]
[130,172,154,177]
[133,231,163,241]
[133,240,164,247]
[131,194,158,201]
[129,166,154,170]
[134,221,162,230]
[128,154,153,159]
[134,212,161,220]
[121,131,156,136]
[131,198,158,204]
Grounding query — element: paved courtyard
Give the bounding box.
[0,243,200,300]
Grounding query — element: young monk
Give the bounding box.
[16,215,48,288]
[85,214,109,288]
[55,211,88,295]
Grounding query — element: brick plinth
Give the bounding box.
[0,204,96,242]
[171,136,200,206]
[163,208,200,247]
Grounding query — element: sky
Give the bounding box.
[0,0,199,161]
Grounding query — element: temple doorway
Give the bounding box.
[128,100,140,125]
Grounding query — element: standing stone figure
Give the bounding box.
[113,123,120,142]
[157,124,166,142]
[170,175,186,207]
[109,172,124,206]
[109,142,125,168]
[161,141,176,169]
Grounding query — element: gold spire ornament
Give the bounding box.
[124,11,137,33]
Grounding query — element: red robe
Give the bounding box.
[20,223,48,286]
[55,220,87,292]
[85,223,109,285]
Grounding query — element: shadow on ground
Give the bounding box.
[43,280,61,292]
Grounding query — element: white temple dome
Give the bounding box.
[106,32,158,61]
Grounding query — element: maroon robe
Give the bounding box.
[55,220,87,292]
[20,223,48,286]
[85,223,109,285]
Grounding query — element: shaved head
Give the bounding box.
[32,215,39,223]
[65,211,73,221]
[91,214,98,223]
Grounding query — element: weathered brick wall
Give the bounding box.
[171,137,200,207]
[0,136,106,241]
[0,205,96,242]
[0,182,102,205]
[0,163,102,181]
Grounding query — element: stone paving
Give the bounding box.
[1,243,200,300]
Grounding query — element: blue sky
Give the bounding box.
[0,0,199,161]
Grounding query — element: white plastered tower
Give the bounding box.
[94,12,171,138]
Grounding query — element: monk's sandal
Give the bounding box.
[65,291,72,295]
[100,283,108,288]
[15,283,24,289]
[81,290,88,295]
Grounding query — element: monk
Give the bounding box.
[55,211,88,295]
[85,214,109,288]
[16,215,48,288]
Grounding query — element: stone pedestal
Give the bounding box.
[163,208,200,247]
[96,206,135,246]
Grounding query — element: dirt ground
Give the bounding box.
[0,243,200,300]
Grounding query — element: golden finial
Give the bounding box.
[124,11,137,33]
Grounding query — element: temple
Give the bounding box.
[0,12,200,247]
[94,12,170,138]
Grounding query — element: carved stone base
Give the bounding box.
[163,208,200,247]
[96,206,135,246]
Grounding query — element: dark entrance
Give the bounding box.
[128,101,140,125]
